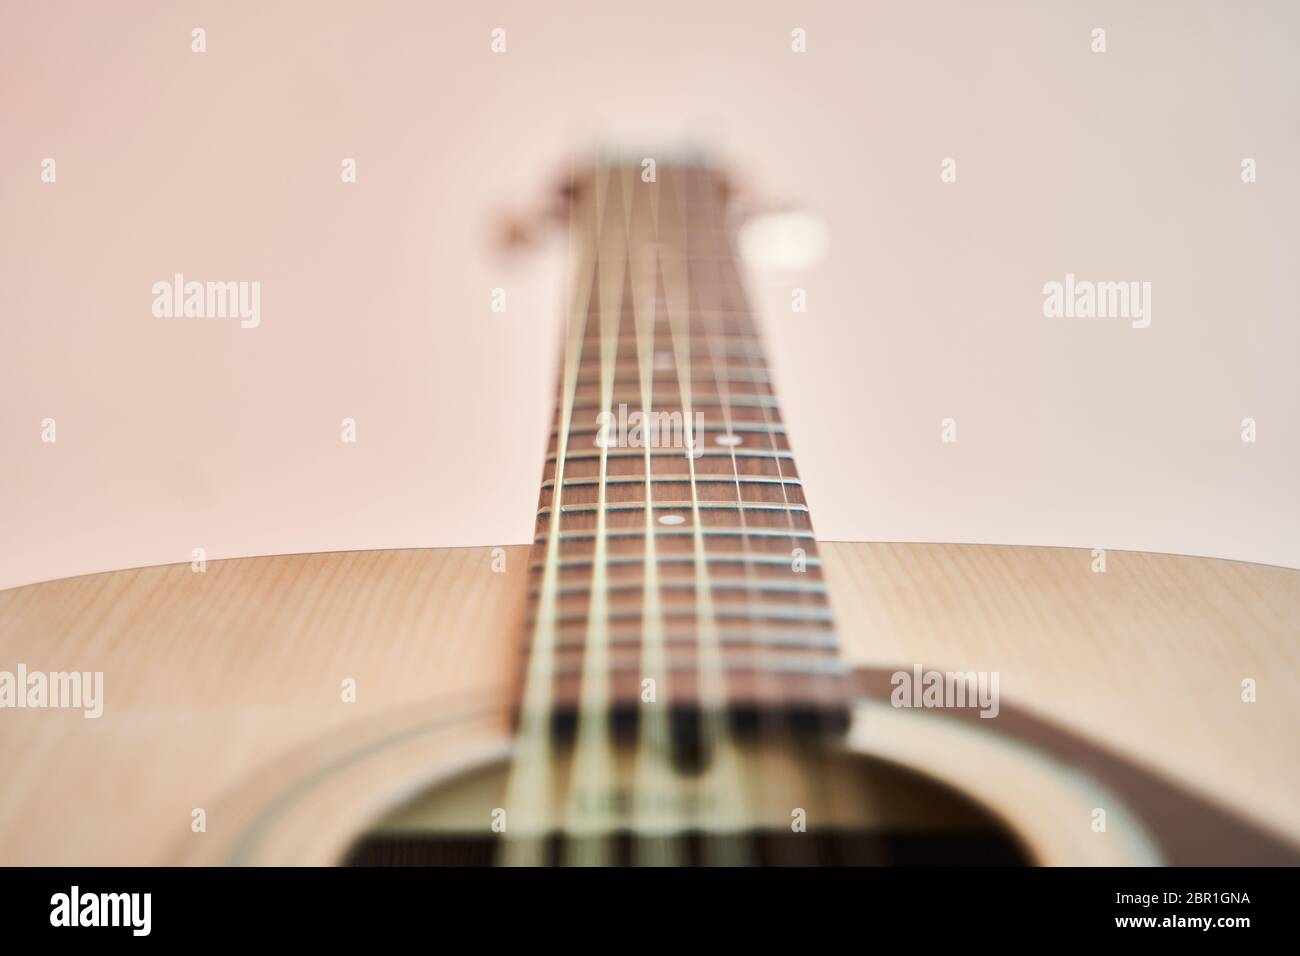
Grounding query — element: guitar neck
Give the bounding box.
[520,161,852,751]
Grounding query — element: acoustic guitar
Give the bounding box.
[1,160,1297,867]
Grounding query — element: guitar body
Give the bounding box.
[3,159,1293,869]
[3,542,1296,866]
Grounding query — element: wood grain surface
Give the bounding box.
[0,542,1295,864]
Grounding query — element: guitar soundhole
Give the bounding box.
[342,750,1030,866]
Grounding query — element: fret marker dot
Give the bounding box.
[658,514,686,525]
[654,351,674,370]
[716,433,743,446]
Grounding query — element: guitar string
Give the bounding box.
[695,176,804,865]
[500,160,603,866]
[718,229,841,861]
[660,165,751,864]
[564,160,629,865]
[628,164,686,866]
[506,162,821,865]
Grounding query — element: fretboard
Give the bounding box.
[520,161,852,752]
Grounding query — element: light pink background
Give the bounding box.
[2,0,1297,591]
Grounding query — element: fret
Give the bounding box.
[565,426,780,448]
[544,456,800,484]
[536,527,817,543]
[541,475,798,490]
[552,567,825,589]
[546,447,794,462]
[571,307,759,317]
[572,334,763,350]
[575,307,757,325]
[535,579,828,597]
[549,654,851,679]
[548,512,811,536]
[573,366,773,387]
[552,411,789,443]
[538,501,810,517]
[569,394,782,412]
[578,327,757,348]
[576,327,764,342]
[530,604,835,627]
[580,394,780,411]
[549,561,821,582]
[579,339,764,362]
[540,481,803,508]
[537,579,831,605]
[536,617,834,643]
[534,627,838,651]
[549,439,793,459]
[568,350,767,367]
[572,342,763,362]
[554,536,816,560]
[535,555,820,572]
[555,423,786,440]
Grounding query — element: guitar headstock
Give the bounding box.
[496,155,739,255]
